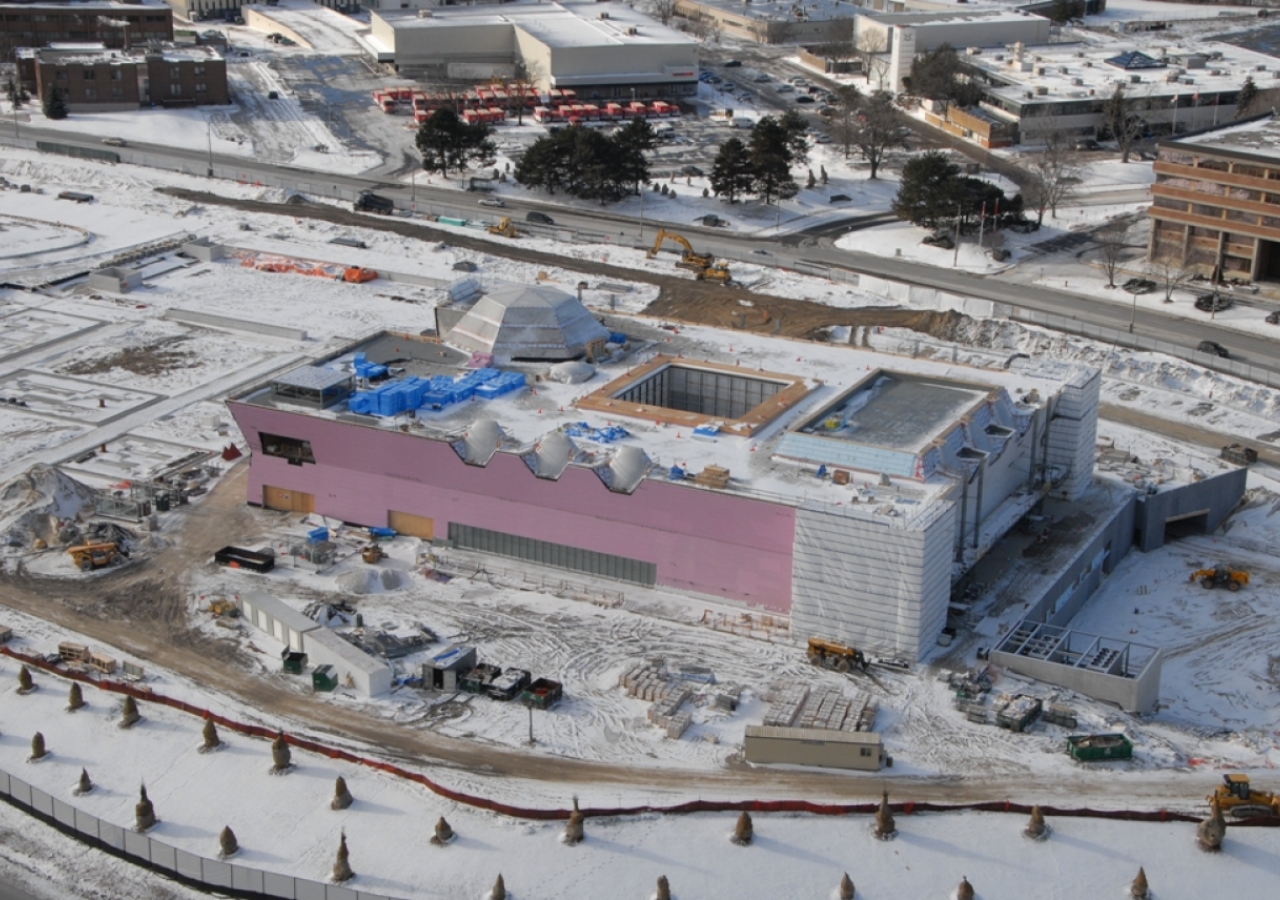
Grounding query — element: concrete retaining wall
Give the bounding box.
[991,643,1163,713]
[1133,467,1247,553]
[164,308,308,341]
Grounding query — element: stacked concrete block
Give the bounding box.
[647,686,692,725]
[763,684,810,727]
[621,662,671,701]
[713,684,741,711]
[666,711,692,739]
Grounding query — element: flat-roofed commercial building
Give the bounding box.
[368,1,698,100]
[0,2,172,50]
[1149,121,1280,282]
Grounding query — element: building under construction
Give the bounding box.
[227,289,1103,660]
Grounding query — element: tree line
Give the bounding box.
[515,118,656,203]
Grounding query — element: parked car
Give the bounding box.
[776,83,795,93]
[267,90,280,99]
[101,137,127,147]
[1075,139,1102,151]
[829,193,852,204]
[526,211,555,225]
[354,191,395,215]
[681,165,704,177]
[819,106,837,118]
[814,133,832,144]
[751,248,771,256]
[794,95,816,104]
[723,59,743,67]
[478,197,505,208]
[1197,340,1230,358]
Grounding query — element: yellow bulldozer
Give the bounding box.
[806,637,869,673]
[1209,774,1280,818]
[1189,565,1249,591]
[487,217,519,238]
[67,541,120,572]
[207,598,241,618]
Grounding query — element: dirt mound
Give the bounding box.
[642,290,974,342]
[0,467,98,550]
[61,336,197,378]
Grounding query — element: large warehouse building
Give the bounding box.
[227,289,1102,661]
[367,1,698,99]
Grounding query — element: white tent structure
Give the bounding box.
[447,285,610,364]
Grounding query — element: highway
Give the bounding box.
[5,124,1280,377]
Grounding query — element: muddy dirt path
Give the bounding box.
[0,465,1221,808]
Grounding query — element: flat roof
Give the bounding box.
[379,1,697,48]
[274,365,353,393]
[857,9,1039,26]
[964,37,1280,107]
[240,591,320,636]
[745,724,881,744]
[1161,116,1280,164]
[794,371,989,454]
[306,627,393,676]
[232,315,1093,526]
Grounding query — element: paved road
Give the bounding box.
[5,126,1277,376]
[0,879,41,900]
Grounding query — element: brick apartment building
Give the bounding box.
[1149,136,1280,283]
[0,3,172,51]
[17,43,228,110]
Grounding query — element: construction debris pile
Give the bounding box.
[762,680,878,733]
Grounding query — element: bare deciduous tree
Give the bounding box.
[507,59,546,126]
[829,84,863,160]
[1024,130,1080,225]
[855,30,891,89]
[1101,83,1149,163]
[1095,219,1132,288]
[1148,251,1193,303]
[646,0,680,26]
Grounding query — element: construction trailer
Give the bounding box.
[423,646,477,692]
[303,628,393,697]
[0,625,11,644]
[237,591,319,653]
[215,546,276,573]
[743,724,886,771]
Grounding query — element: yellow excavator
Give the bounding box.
[1189,565,1249,591]
[487,217,519,238]
[1209,774,1280,818]
[647,229,732,284]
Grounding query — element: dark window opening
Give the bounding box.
[448,523,656,586]
[260,432,315,466]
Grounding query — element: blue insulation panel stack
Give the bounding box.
[349,370,524,417]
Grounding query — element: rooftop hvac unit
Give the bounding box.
[1035,85,1048,95]
[1182,77,1195,85]
[1209,50,1224,60]
[598,10,610,18]
[1033,55,1043,62]
[1025,91,1034,99]
[417,8,432,16]
[1060,66,1069,74]
[1258,64,1268,72]
[1209,68,1222,76]
[1083,61,1092,67]
[1074,51,1084,57]
[1130,74,1142,83]
[626,26,638,35]
[1036,66,1046,76]
[966,47,981,56]
[994,54,1004,61]
[1072,77,1083,86]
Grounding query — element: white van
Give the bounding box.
[653,122,675,135]
[732,117,754,129]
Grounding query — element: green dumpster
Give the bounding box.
[312,663,338,692]
[282,651,307,675]
[1066,733,1133,761]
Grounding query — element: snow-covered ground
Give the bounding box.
[4,659,1277,900]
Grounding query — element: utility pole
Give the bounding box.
[206,122,213,178]
[1129,288,1138,334]
[526,703,536,745]
[638,185,645,243]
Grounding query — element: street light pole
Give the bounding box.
[206,122,213,177]
[638,185,644,243]
[1129,289,1138,334]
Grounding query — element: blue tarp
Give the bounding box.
[348,370,523,417]
[565,422,630,443]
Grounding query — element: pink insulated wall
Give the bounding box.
[230,403,796,612]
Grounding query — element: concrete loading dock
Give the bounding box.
[744,724,886,771]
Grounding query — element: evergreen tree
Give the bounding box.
[710,137,753,203]
[778,109,811,165]
[613,117,655,194]
[5,79,23,109]
[1236,76,1259,119]
[892,151,963,229]
[415,108,495,177]
[42,86,68,120]
[903,44,980,107]
[747,116,799,204]
[839,873,855,900]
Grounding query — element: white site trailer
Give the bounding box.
[237,591,317,653]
